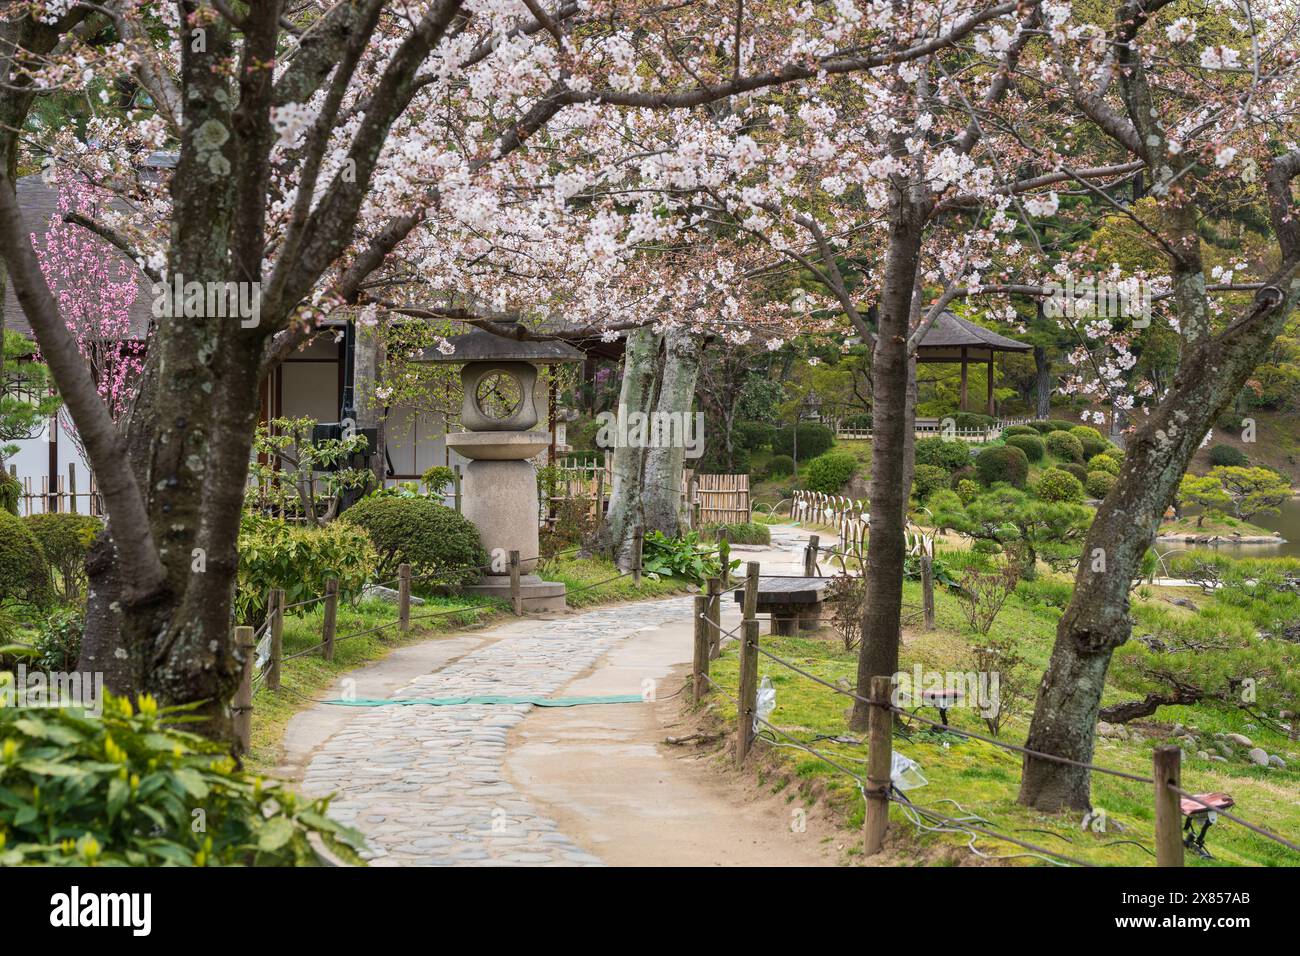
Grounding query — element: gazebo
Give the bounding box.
[915,311,1032,415]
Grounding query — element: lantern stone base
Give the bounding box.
[463,575,567,613]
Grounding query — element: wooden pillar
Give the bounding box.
[986,354,995,416]
[232,626,255,756]
[706,577,722,660]
[864,674,894,856]
[509,550,522,615]
[692,595,710,705]
[958,347,968,412]
[1153,746,1184,867]
[398,563,411,632]
[736,562,761,767]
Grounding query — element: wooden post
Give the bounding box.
[631,528,643,587]
[864,674,894,856]
[986,355,995,417]
[959,346,969,412]
[453,464,462,513]
[267,589,284,691]
[232,625,255,756]
[67,462,77,513]
[692,594,710,705]
[804,534,820,577]
[322,577,339,660]
[706,577,722,660]
[398,562,411,632]
[736,561,761,766]
[719,531,731,590]
[688,476,699,530]
[594,460,605,522]
[921,553,936,631]
[1153,746,1184,867]
[509,550,522,615]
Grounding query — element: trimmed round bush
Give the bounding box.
[949,464,976,488]
[773,422,834,461]
[0,509,52,607]
[1001,425,1040,438]
[1047,419,1077,432]
[1034,468,1085,503]
[1086,470,1118,499]
[735,420,776,451]
[341,496,488,586]
[1088,453,1120,476]
[915,436,973,472]
[803,451,858,494]
[952,412,995,430]
[975,445,1029,489]
[1029,420,1056,434]
[956,478,980,505]
[766,454,795,478]
[912,464,949,502]
[1004,434,1045,462]
[1208,444,1248,467]
[1069,426,1110,459]
[1059,462,1089,483]
[1045,430,1084,463]
[22,513,102,601]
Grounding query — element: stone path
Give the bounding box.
[298,597,693,866]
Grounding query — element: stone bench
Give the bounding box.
[733,576,830,635]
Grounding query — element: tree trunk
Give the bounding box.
[901,353,918,498]
[1033,345,1051,418]
[850,206,924,730]
[1099,687,1204,724]
[642,329,700,535]
[592,326,660,566]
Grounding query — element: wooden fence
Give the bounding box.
[7,464,102,516]
[544,454,751,528]
[834,417,1033,442]
[692,472,750,525]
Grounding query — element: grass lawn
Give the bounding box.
[248,556,691,773]
[1157,515,1276,538]
[702,574,1300,866]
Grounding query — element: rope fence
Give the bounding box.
[692,557,1300,867]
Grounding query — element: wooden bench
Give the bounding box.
[733,576,829,635]
[1181,792,1234,858]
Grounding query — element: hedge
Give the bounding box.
[1034,468,1085,503]
[772,422,835,461]
[1208,444,1248,467]
[912,464,950,502]
[1001,425,1040,438]
[1088,453,1121,476]
[341,496,488,585]
[0,509,52,607]
[1004,434,1045,462]
[975,445,1029,489]
[915,436,973,472]
[803,451,858,494]
[22,513,102,602]
[1086,471,1118,499]
[766,454,795,478]
[1045,430,1085,462]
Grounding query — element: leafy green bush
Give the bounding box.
[914,436,972,472]
[1001,425,1040,438]
[912,464,949,502]
[0,694,364,866]
[803,451,858,493]
[700,522,771,545]
[0,471,18,516]
[952,412,994,429]
[955,478,980,505]
[766,454,795,478]
[22,513,101,602]
[1028,420,1057,434]
[840,413,872,430]
[236,514,378,624]
[340,496,486,587]
[1086,470,1118,498]
[30,606,84,671]
[1069,426,1111,459]
[734,421,776,451]
[641,531,735,585]
[949,465,976,488]
[421,465,456,496]
[1208,444,1248,467]
[1003,434,1045,462]
[1045,430,1084,462]
[974,445,1029,488]
[0,510,51,608]
[1034,468,1085,503]
[1059,462,1089,483]
[1088,453,1121,476]
[772,422,834,460]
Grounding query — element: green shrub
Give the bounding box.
[421,465,456,496]
[1069,425,1105,444]
[700,522,770,546]
[236,514,378,624]
[766,454,795,478]
[772,422,834,460]
[1086,470,1118,498]
[734,420,776,451]
[956,478,980,505]
[912,464,950,502]
[1088,453,1121,476]
[0,693,364,865]
[1068,426,1110,459]
[1029,420,1057,434]
[340,496,486,588]
[1034,468,1085,503]
[1003,434,1045,462]
[803,451,858,493]
[0,510,51,608]
[0,471,19,515]
[952,412,994,429]
[914,436,972,472]
[30,605,83,671]
[1045,430,1084,462]
[1208,444,1248,467]
[975,445,1029,489]
[1001,425,1040,438]
[1059,462,1089,483]
[22,513,102,602]
[641,530,734,585]
[840,413,872,430]
[949,465,976,488]
[1046,419,1077,432]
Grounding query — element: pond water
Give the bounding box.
[1176,496,1300,560]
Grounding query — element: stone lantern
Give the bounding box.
[414,322,582,612]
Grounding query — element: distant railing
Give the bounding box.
[7,464,102,516]
[833,417,1033,443]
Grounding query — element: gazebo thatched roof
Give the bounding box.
[915,311,1032,361]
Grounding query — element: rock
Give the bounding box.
[1213,732,1226,741]
[1130,731,1144,744]
[1177,734,1197,746]
[1215,741,1234,758]
[1269,754,1287,768]
[1209,755,1228,763]
[1097,721,1129,740]
[1226,733,1253,747]
[1172,723,1185,737]
[1248,747,1270,767]
[1196,750,1210,760]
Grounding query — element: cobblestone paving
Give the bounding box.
[299,597,693,866]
